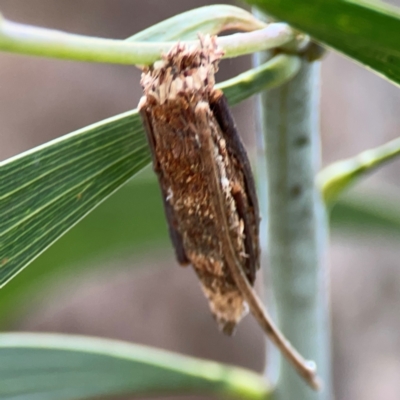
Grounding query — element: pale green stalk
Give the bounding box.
[254,44,332,400]
[0,16,294,65]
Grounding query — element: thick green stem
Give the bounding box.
[255,55,332,398]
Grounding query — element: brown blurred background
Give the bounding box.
[1,1,400,400]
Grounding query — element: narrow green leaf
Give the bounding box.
[331,186,400,237]
[222,54,301,105]
[127,4,266,42]
[0,52,299,287]
[0,111,150,287]
[0,179,168,328]
[244,0,400,86]
[317,136,400,204]
[0,333,270,400]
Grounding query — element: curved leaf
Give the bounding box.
[331,185,400,237]
[222,54,301,105]
[0,333,270,400]
[127,4,266,42]
[318,136,400,204]
[245,0,400,86]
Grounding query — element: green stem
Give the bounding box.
[0,16,294,65]
[255,53,332,399]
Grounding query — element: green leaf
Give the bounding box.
[0,49,300,287]
[331,186,400,237]
[0,178,168,327]
[244,0,400,86]
[0,333,270,400]
[127,4,266,42]
[222,54,301,105]
[317,136,400,204]
[0,111,150,287]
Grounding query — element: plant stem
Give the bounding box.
[255,52,332,398]
[0,16,294,65]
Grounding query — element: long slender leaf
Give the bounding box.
[0,49,300,286]
[331,186,400,237]
[245,0,400,87]
[222,54,301,105]
[0,333,270,400]
[127,4,266,42]
[0,179,168,328]
[318,136,400,204]
[0,112,149,287]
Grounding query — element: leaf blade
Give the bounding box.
[245,0,400,86]
[127,4,266,42]
[318,136,400,204]
[331,185,400,237]
[0,111,150,286]
[0,333,270,400]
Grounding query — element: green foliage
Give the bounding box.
[331,187,400,237]
[127,4,266,41]
[0,111,149,287]
[245,0,400,86]
[2,2,400,400]
[0,179,167,327]
[318,136,400,204]
[0,333,270,400]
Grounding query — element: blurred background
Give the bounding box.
[1,1,400,399]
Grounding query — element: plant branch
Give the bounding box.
[0,15,294,65]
